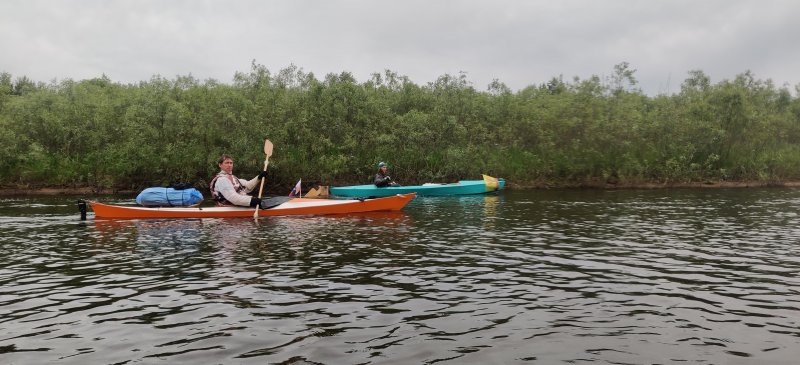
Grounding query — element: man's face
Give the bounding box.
[219,159,234,174]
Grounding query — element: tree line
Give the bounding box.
[1,62,799,193]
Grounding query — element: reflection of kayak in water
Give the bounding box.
[87,193,416,219]
[330,178,505,197]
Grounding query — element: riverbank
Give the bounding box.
[0,187,138,196]
[515,180,800,189]
[2,180,800,196]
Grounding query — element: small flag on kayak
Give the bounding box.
[482,174,499,191]
[289,179,302,197]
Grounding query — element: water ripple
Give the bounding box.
[1,191,800,363]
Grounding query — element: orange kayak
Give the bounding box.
[88,193,416,219]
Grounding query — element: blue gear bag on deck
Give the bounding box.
[136,187,204,207]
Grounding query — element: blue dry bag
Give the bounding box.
[135,187,204,207]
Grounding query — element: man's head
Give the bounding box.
[377,161,388,172]
[218,154,234,174]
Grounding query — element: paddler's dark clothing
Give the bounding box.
[374,172,399,187]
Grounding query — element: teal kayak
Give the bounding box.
[329,178,505,197]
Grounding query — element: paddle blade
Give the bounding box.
[263,139,274,158]
[483,174,499,191]
[304,187,319,198]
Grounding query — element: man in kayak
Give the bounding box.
[374,161,401,187]
[210,154,268,207]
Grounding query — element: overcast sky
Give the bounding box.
[2,0,798,95]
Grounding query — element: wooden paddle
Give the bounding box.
[254,139,274,218]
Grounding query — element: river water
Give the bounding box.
[1,188,799,364]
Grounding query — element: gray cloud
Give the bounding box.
[2,0,798,95]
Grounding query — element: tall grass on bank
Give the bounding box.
[1,63,799,192]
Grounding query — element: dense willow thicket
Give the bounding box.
[1,62,799,192]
